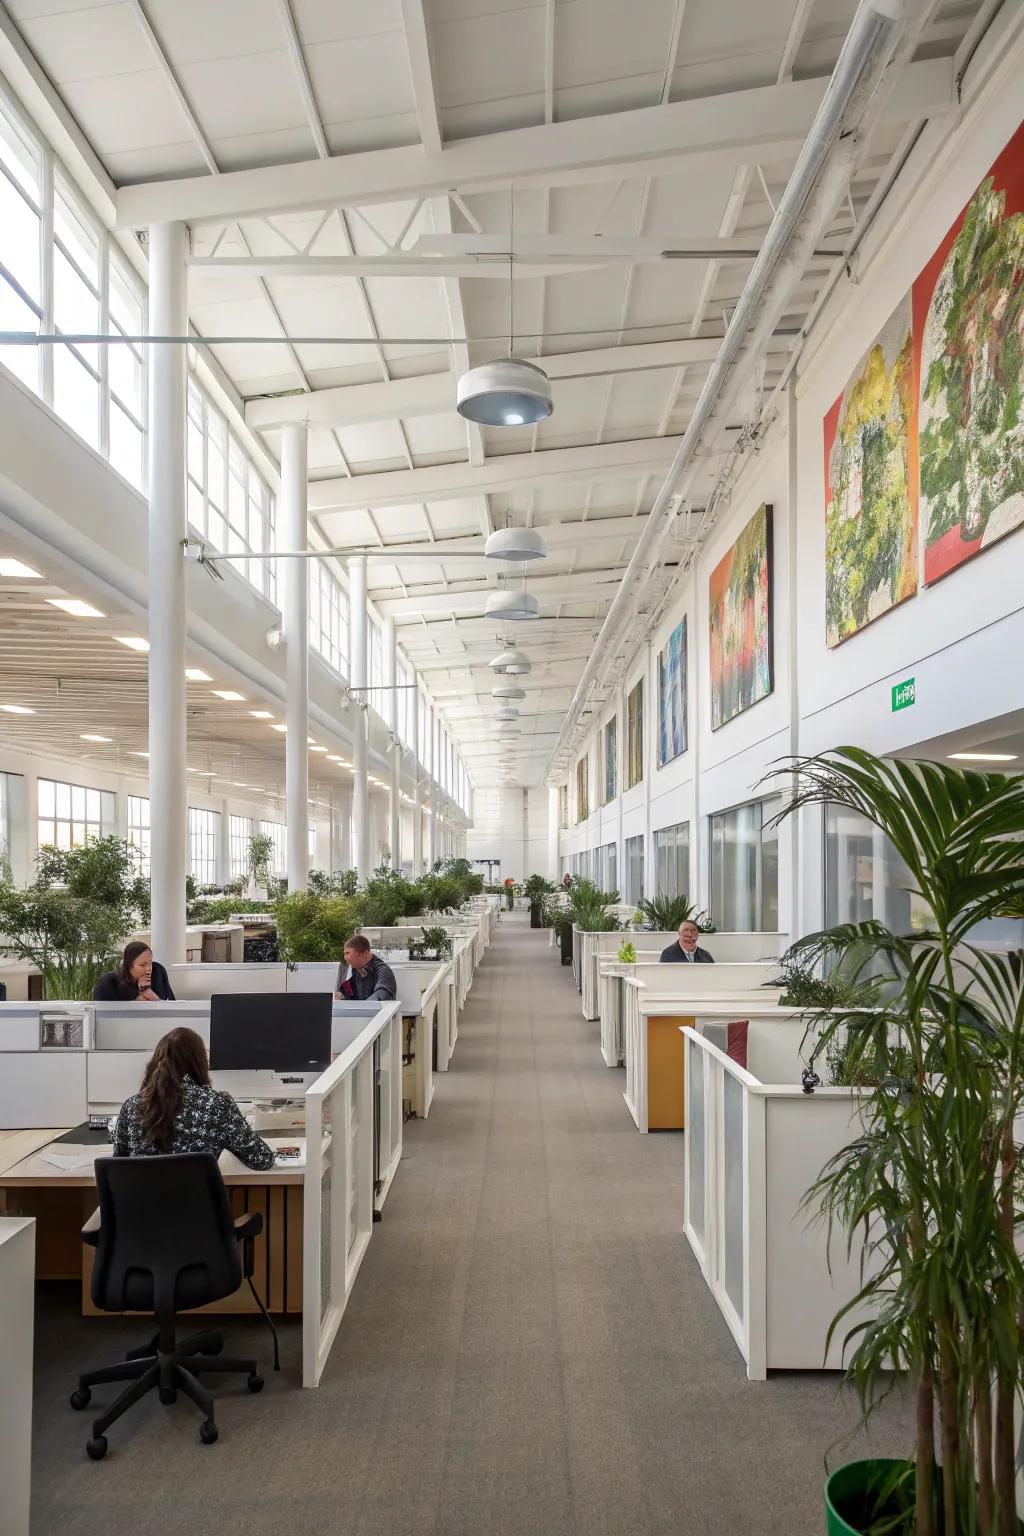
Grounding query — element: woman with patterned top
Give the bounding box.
[111,1026,275,1171]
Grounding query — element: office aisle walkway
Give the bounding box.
[31,913,910,1536]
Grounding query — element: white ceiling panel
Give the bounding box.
[288,0,406,47]
[176,52,306,143]
[57,69,200,156]
[401,411,467,459]
[302,32,417,129]
[431,4,546,112]
[142,0,286,64]
[14,4,155,82]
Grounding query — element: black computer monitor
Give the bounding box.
[209,993,333,1074]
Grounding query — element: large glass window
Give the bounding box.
[624,834,645,904]
[309,558,349,677]
[600,842,617,893]
[824,803,923,931]
[188,806,220,885]
[368,619,385,716]
[229,814,251,881]
[185,375,276,602]
[127,794,150,876]
[558,784,569,829]
[654,821,690,899]
[709,798,781,931]
[0,88,148,476]
[259,818,286,878]
[37,777,116,850]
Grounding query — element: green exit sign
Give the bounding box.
[891,677,916,712]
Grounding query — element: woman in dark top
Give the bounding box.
[112,1026,275,1171]
[93,940,175,1002]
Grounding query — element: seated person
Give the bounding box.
[94,941,175,1002]
[660,919,714,965]
[335,934,397,1002]
[111,1026,275,1170]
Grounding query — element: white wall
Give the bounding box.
[556,43,1024,940]
[466,785,549,881]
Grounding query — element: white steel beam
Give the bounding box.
[400,0,443,154]
[244,337,731,430]
[308,436,684,511]
[116,60,953,227]
[375,568,627,616]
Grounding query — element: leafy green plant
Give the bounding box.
[416,872,464,915]
[359,863,423,926]
[308,867,359,898]
[188,896,274,925]
[273,890,360,963]
[524,874,556,902]
[247,831,274,886]
[410,924,454,961]
[636,894,715,932]
[617,940,637,963]
[0,836,146,998]
[771,747,1024,1536]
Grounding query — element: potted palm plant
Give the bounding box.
[524,873,556,928]
[771,748,1024,1536]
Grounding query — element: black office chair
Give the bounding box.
[71,1153,269,1459]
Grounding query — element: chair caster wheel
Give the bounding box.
[86,1436,107,1460]
[199,1419,218,1445]
[247,1373,264,1393]
[70,1388,91,1411]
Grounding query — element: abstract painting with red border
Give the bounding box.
[913,119,1024,585]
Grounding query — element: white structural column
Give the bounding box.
[384,616,401,868]
[412,687,423,875]
[281,423,309,891]
[147,222,188,965]
[427,703,438,868]
[349,555,370,879]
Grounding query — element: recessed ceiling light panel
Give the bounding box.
[48,598,104,618]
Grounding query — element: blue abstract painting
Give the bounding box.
[658,617,687,767]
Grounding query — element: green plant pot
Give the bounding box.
[825,1460,912,1536]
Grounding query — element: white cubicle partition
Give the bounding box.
[0,1217,34,1536]
[683,1023,870,1378]
[302,1002,401,1387]
[599,959,781,1071]
[582,932,788,1022]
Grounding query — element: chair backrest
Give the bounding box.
[91,1153,242,1317]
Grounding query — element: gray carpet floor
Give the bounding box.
[30,912,912,1535]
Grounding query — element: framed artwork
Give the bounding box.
[576,755,589,823]
[823,297,918,646]
[625,679,644,788]
[657,617,687,765]
[708,504,774,730]
[914,119,1024,584]
[603,716,617,804]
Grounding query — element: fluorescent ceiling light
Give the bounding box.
[250,710,274,719]
[80,733,111,743]
[0,703,34,714]
[185,667,211,682]
[270,723,287,733]
[949,751,1018,762]
[116,636,149,652]
[309,745,328,753]
[485,590,540,621]
[232,781,250,788]
[0,558,42,578]
[212,689,245,701]
[456,358,552,427]
[484,527,547,563]
[48,598,104,618]
[130,751,149,758]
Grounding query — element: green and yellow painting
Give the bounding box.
[823,297,918,647]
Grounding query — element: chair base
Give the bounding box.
[72,1324,262,1456]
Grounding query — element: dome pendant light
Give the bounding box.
[483,526,547,561]
[491,684,526,701]
[457,358,553,427]
[485,589,539,621]
[488,648,531,675]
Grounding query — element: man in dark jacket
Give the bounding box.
[335,934,398,1001]
[660,919,714,965]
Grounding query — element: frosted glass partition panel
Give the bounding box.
[169,964,288,999]
[722,1071,745,1322]
[687,1047,706,1249]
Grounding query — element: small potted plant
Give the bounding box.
[408,925,454,962]
[523,874,556,929]
[617,939,637,964]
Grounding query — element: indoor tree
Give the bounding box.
[771,748,1024,1536]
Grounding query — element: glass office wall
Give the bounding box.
[624,834,645,904]
[654,821,689,898]
[709,797,780,931]
[824,803,919,931]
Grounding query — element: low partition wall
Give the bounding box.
[621,987,791,1133]
[581,932,789,1022]
[600,959,782,1076]
[683,1024,870,1379]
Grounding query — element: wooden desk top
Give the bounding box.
[0,1131,308,1188]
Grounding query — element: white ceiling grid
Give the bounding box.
[0,0,982,787]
